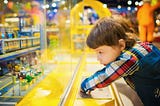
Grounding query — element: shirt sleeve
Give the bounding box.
[81,52,139,93]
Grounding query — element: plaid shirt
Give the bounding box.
[81,42,154,92]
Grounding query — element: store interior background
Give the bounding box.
[0,0,160,106]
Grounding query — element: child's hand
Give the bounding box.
[79,89,92,98]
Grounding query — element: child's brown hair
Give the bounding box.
[86,17,136,49]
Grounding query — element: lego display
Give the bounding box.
[0,52,43,96]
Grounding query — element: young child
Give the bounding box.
[80,17,160,106]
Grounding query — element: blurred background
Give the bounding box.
[0,0,159,106]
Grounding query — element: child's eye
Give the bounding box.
[98,51,103,54]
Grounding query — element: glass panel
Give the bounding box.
[0,0,79,105]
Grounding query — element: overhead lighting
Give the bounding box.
[61,1,65,5]
[52,3,57,7]
[127,0,132,5]
[139,1,143,6]
[134,7,138,11]
[87,8,92,13]
[103,4,107,8]
[117,5,121,9]
[135,1,139,6]
[127,7,131,11]
[4,0,8,4]
[42,4,49,9]
[53,9,57,13]
[46,4,49,8]
[156,19,160,25]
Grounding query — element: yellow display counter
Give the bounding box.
[16,53,123,106]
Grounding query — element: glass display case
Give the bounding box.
[16,53,123,106]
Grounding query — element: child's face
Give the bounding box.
[94,45,122,66]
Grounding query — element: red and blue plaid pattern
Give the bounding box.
[81,42,153,92]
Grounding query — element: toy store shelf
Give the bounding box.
[0,75,12,90]
[0,46,40,62]
[0,97,22,106]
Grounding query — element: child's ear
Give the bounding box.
[118,39,126,51]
